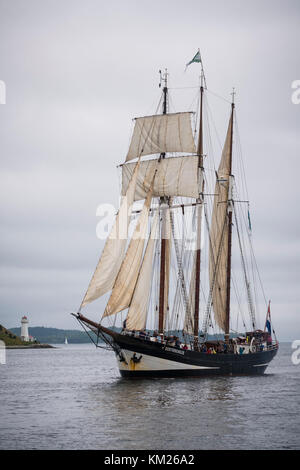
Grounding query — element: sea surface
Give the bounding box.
[0,342,299,450]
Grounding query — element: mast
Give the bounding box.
[194,70,204,346]
[158,69,168,332]
[224,90,235,343]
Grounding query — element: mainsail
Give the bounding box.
[126,112,196,161]
[80,160,141,309]
[209,108,234,332]
[122,155,200,201]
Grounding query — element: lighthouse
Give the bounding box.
[21,316,29,342]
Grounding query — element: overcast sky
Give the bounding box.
[0,0,299,340]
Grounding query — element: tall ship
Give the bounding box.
[73,52,278,377]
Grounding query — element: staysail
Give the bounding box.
[126,212,159,330]
[80,160,141,309]
[209,110,233,332]
[102,181,155,318]
[126,112,196,162]
[122,155,199,201]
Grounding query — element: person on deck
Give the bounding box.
[139,330,146,340]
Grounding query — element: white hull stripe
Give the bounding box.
[117,349,220,372]
[253,363,269,367]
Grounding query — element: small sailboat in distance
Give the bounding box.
[72,52,278,378]
[65,337,68,345]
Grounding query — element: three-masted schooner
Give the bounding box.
[73,56,278,377]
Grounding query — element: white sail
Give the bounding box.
[209,114,233,332]
[184,254,196,335]
[126,212,159,330]
[184,200,203,335]
[163,206,172,330]
[122,155,199,201]
[126,112,196,162]
[80,160,141,309]
[102,184,154,318]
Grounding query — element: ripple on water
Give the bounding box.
[0,343,299,449]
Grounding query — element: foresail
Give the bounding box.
[126,112,196,162]
[80,160,140,309]
[209,115,233,332]
[126,212,159,330]
[102,182,155,318]
[122,156,199,201]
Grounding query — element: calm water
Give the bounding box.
[0,342,299,450]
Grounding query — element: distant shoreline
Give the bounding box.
[6,343,54,349]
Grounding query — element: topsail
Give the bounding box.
[126,112,196,162]
[122,155,200,201]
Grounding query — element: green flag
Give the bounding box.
[185,50,201,70]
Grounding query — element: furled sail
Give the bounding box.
[102,182,154,318]
[126,112,196,162]
[126,212,159,330]
[209,114,233,331]
[122,156,199,201]
[80,161,141,309]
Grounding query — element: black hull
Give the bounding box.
[112,332,278,378]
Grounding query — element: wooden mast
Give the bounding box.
[193,71,204,348]
[224,91,235,343]
[158,70,168,333]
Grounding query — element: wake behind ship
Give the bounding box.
[73,52,278,378]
